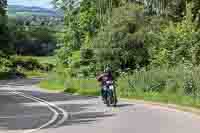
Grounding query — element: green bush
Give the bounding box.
[146,20,200,66]
[9,21,57,56]
[13,56,40,70]
[0,52,13,73]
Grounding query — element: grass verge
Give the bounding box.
[39,77,200,110]
[23,70,47,78]
[39,64,200,110]
[120,92,200,109]
[39,77,100,96]
[39,79,65,91]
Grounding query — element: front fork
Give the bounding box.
[104,87,115,101]
[101,86,112,99]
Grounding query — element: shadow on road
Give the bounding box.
[115,103,133,108]
[0,78,42,87]
[64,112,115,126]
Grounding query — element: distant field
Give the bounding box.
[8,5,63,17]
[13,56,56,78]
[33,56,57,65]
[14,56,57,65]
[8,11,58,17]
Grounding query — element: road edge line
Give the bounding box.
[121,98,200,116]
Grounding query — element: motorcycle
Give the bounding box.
[103,80,117,107]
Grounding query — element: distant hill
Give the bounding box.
[8,5,64,17]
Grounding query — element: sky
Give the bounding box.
[8,0,54,8]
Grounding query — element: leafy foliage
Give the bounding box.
[146,20,200,66]
[54,0,200,79]
[56,1,150,77]
[40,0,200,107]
[15,56,53,70]
[0,52,13,72]
[93,4,149,71]
[0,0,13,72]
[0,0,11,54]
[8,19,57,56]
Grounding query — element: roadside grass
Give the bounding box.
[39,79,65,91]
[116,65,200,108]
[120,92,200,108]
[39,77,200,109]
[32,56,57,65]
[40,78,100,95]
[68,78,99,96]
[39,73,99,95]
[39,77,200,108]
[23,70,48,78]
[39,65,200,109]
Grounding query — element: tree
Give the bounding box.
[0,0,11,53]
[93,4,149,71]
[142,0,200,23]
[55,0,100,66]
[0,0,6,16]
[52,0,80,11]
[0,0,10,52]
[191,0,200,26]
[0,0,13,72]
[145,19,200,66]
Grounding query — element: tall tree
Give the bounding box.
[0,0,10,53]
[0,0,6,16]
[0,0,13,72]
[52,0,79,11]
[142,0,200,23]
[191,0,200,26]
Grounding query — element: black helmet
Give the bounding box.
[104,66,111,73]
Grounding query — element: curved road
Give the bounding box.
[0,78,200,133]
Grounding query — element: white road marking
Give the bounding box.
[12,91,59,133]
[21,100,98,107]
[0,114,51,119]
[0,92,16,96]
[4,87,69,133]
[16,92,68,128]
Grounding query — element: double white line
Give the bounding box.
[11,91,68,133]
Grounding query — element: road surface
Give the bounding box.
[0,78,200,133]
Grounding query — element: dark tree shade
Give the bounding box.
[0,0,11,54]
[0,0,7,16]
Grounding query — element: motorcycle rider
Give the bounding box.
[97,67,116,103]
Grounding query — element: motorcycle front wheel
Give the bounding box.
[106,95,112,107]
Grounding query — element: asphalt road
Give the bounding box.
[0,78,200,133]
